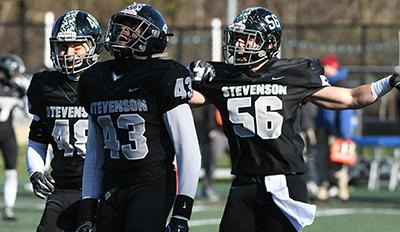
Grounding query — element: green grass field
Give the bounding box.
[1,182,400,232]
[1,143,400,231]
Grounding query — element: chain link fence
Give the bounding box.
[1,22,399,121]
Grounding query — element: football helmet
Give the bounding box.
[223,7,283,66]
[104,2,171,59]
[50,10,102,75]
[0,54,25,80]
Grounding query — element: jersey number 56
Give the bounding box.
[227,96,283,139]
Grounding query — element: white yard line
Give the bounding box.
[316,208,400,216]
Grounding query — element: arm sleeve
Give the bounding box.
[82,115,105,199]
[26,139,48,176]
[162,104,201,199]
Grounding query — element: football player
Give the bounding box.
[75,3,201,232]
[0,54,29,220]
[25,10,102,232]
[189,7,400,232]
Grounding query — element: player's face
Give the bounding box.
[234,34,257,51]
[117,25,143,45]
[57,42,89,68]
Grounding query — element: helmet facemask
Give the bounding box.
[105,14,162,59]
[224,26,269,66]
[50,10,102,76]
[50,35,99,76]
[223,7,282,67]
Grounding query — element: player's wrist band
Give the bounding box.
[172,194,194,220]
[370,75,393,99]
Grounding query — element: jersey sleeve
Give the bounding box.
[28,116,51,144]
[284,58,330,98]
[156,63,193,113]
[27,73,46,117]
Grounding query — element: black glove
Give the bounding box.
[389,73,400,90]
[189,60,216,83]
[30,172,55,199]
[165,217,189,232]
[76,198,98,232]
[75,221,95,232]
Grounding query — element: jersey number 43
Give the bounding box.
[97,114,149,160]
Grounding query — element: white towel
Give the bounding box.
[264,175,316,232]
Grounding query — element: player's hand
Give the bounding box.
[165,217,189,232]
[75,221,95,232]
[76,198,98,232]
[389,73,400,90]
[30,172,55,199]
[189,60,216,82]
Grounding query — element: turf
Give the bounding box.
[1,182,399,232]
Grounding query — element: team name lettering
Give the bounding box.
[90,99,148,114]
[221,84,287,97]
[46,106,88,118]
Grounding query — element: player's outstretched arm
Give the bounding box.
[309,73,400,109]
[163,104,202,232]
[189,90,208,106]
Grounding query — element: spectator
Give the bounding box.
[315,54,358,201]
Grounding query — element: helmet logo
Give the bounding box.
[121,3,146,16]
[57,31,77,38]
[60,11,78,33]
[230,23,246,32]
[234,7,258,24]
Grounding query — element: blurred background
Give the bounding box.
[0,0,399,231]
[1,0,400,119]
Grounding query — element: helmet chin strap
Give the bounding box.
[250,56,269,71]
[67,74,80,81]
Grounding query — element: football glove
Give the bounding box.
[165,217,189,232]
[189,60,216,83]
[75,221,95,232]
[30,171,55,199]
[76,198,98,232]
[389,73,400,90]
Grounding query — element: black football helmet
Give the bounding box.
[0,54,25,80]
[50,10,102,75]
[223,7,283,66]
[104,2,171,59]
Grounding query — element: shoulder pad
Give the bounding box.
[272,58,324,76]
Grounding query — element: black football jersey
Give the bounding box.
[0,79,26,130]
[193,57,329,176]
[27,71,88,188]
[79,58,192,186]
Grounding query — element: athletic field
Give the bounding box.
[0,181,399,232]
[1,140,399,231]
